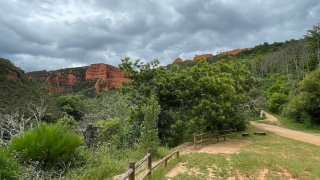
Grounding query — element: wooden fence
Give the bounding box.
[119,149,179,180]
[193,128,237,149]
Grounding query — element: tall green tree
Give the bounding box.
[140,94,161,151]
[305,21,320,71]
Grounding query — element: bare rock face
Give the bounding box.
[28,63,129,94]
[173,58,184,63]
[222,48,250,55]
[85,63,129,93]
[193,54,214,61]
[43,70,80,94]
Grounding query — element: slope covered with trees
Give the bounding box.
[0,21,319,180]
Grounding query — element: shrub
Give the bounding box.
[57,95,84,120]
[96,118,121,145]
[267,93,289,113]
[58,114,78,127]
[286,68,320,124]
[10,123,83,169]
[0,148,21,180]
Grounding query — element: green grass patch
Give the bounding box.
[65,145,171,180]
[277,116,320,134]
[151,125,320,179]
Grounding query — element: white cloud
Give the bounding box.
[0,0,319,71]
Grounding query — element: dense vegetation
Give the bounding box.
[120,59,253,146]
[0,21,319,179]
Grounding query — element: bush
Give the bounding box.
[286,68,320,124]
[0,148,21,180]
[10,123,83,169]
[58,114,78,127]
[267,93,289,113]
[57,95,84,120]
[96,118,121,145]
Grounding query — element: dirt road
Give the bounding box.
[251,112,320,146]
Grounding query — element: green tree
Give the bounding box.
[121,59,252,146]
[140,95,161,151]
[287,67,320,125]
[57,95,84,120]
[305,21,320,71]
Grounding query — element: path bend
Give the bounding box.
[251,112,320,146]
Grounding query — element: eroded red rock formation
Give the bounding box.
[193,54,214,61]
[173,58,184,63]
[28,63,129,94]
[222,48,250,55]
[85,63,129,93]
[42,70,80,94]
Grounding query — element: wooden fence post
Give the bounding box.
[164,158,168,167]
[177,151,180,159]
[129,162,135,180]
[147,149,152,176]
[200,133,203,146]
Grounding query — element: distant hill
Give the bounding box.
[0,58,48,113]
[27,63,130,95]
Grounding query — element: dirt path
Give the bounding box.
[166,140,251,179]
[175,140,251,154]
[251,112,320,146]
[261,110,279,125]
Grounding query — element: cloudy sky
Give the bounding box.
[0,0,320,71]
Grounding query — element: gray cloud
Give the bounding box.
[0,0,319,71]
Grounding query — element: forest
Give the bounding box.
[0,21,319,179]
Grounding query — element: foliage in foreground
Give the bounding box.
[0,148,21,180]
[64,144,170,180]
[10,123,83,169]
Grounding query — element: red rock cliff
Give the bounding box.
[28,63,129,94]
[85,63,129,93]
[222,48,250,55]
[42,70,81,94]
[193,54,214,61]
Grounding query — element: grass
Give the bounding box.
[150,124,320,179]
[277,116,320,134]
[64,145,171,180]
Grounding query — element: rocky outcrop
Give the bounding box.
[172,54,214,64]
[173,58,184,63]
[222,48,250,55]
[85,63,129,93]
[193,54,214,61]
[28,63,129,94]
[36,70,81,94]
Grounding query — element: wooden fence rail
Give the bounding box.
[193,128,237,149]
[118,149,179,180]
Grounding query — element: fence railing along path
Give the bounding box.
[193,128,237,149]
[119,149,179,180]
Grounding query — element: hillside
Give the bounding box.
[27,63,130,94]
[0,58,49,114]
